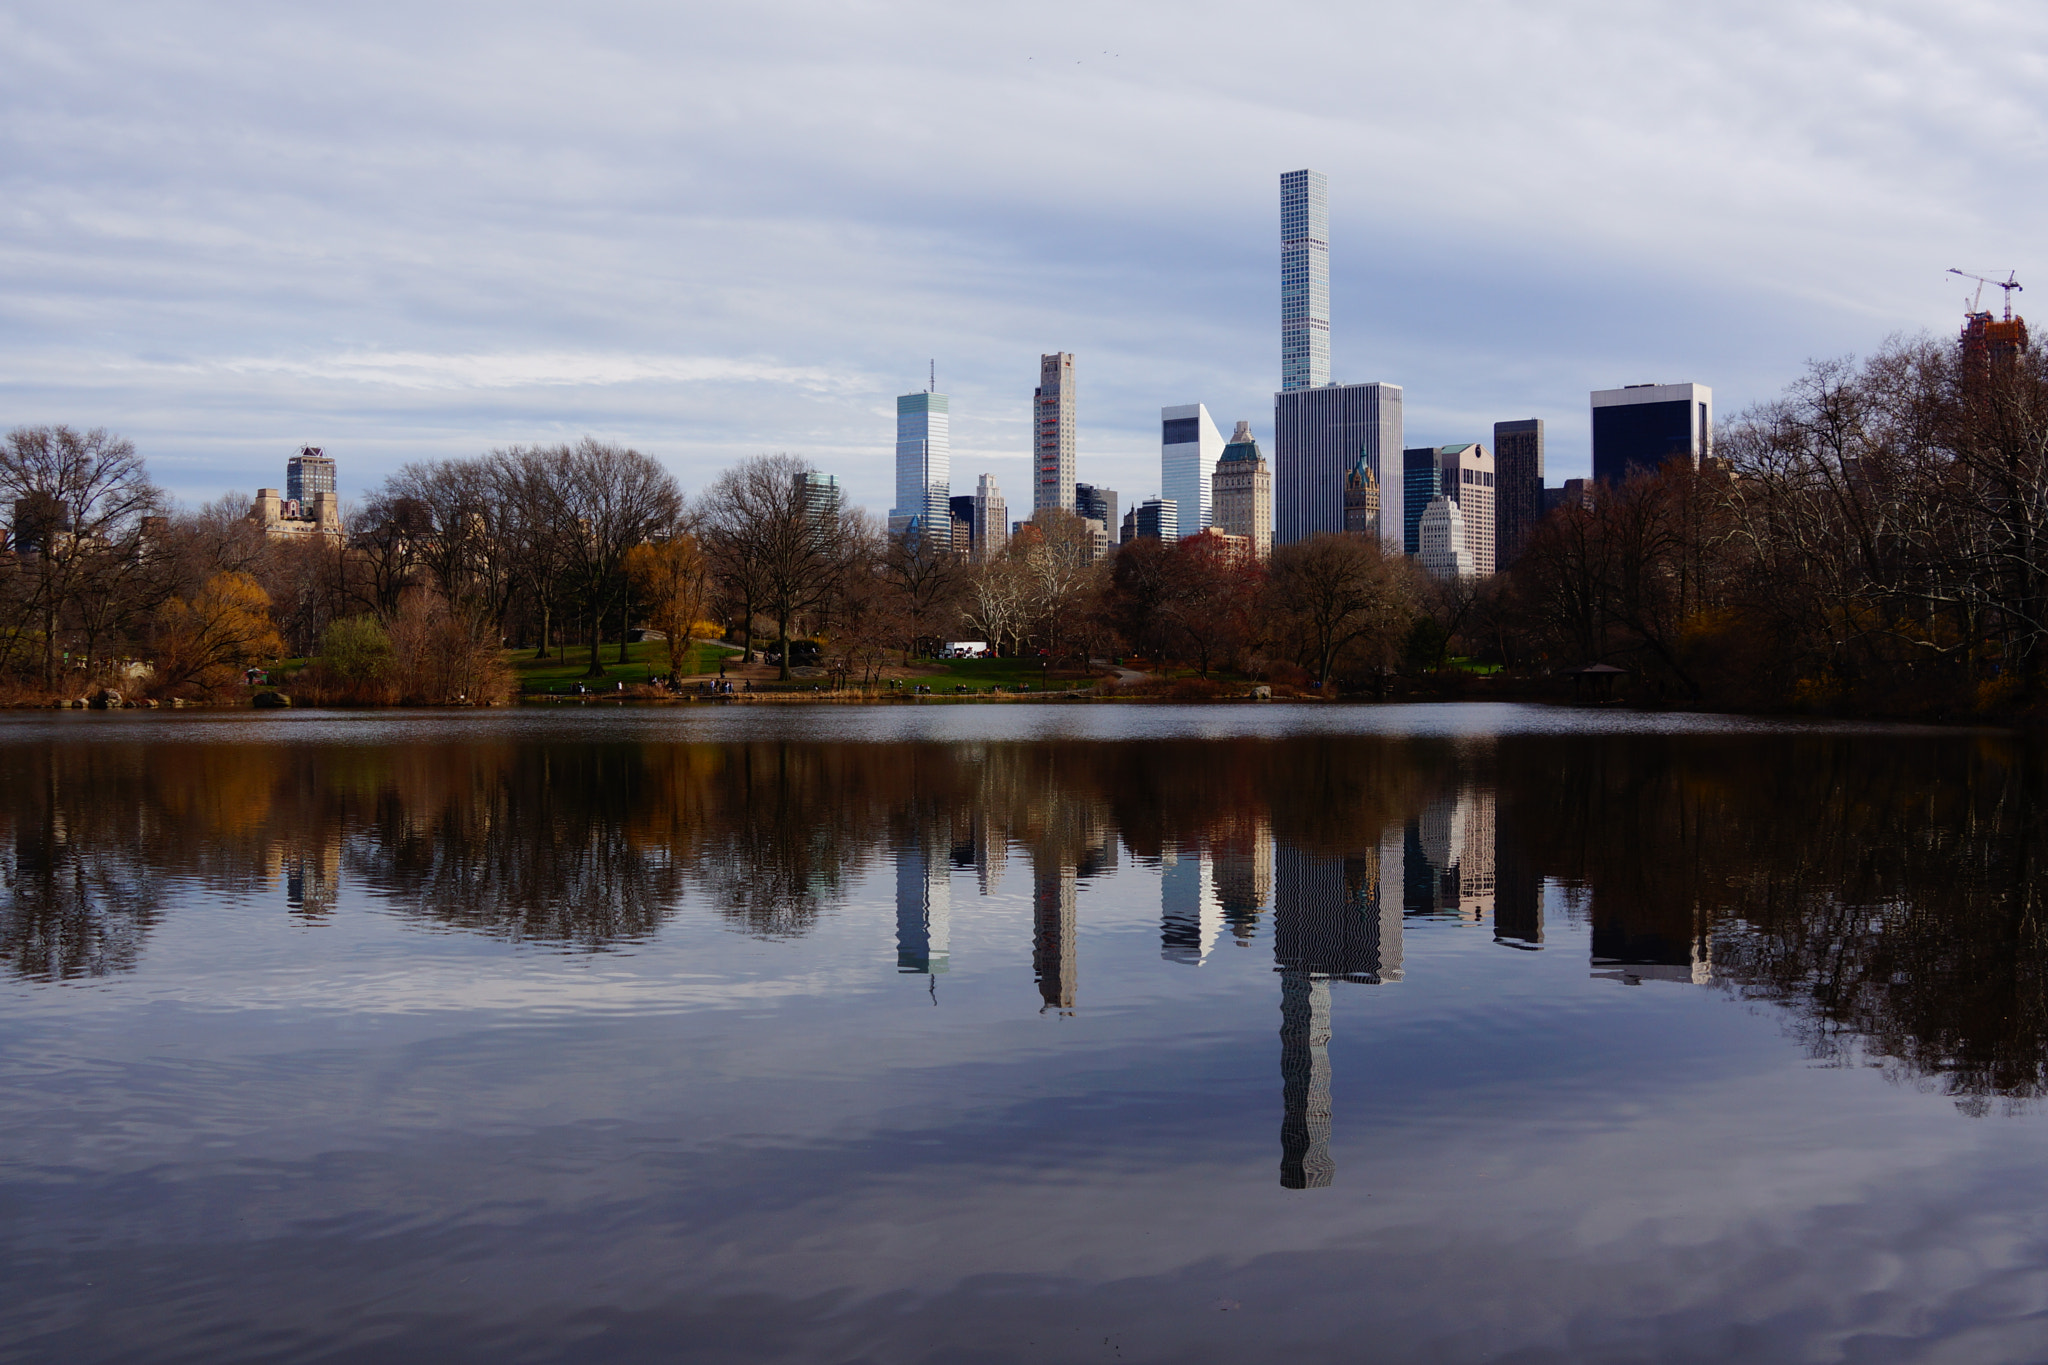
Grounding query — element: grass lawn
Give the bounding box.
[922,657,1094,694]
[511,638,739,694]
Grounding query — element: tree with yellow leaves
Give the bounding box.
[625,534,712,682]
[153,572,286,696]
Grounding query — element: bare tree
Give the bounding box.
[1265,533,1417,692]
[700,454,850,680]
[0,427,164,688]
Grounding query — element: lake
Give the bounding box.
[2,703,2045,1363]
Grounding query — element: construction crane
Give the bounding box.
[1948,268,2024,320]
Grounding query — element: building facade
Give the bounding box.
[1402,447,1442,555]
[1275,382,1402,546]
[1343,451,1379,537]
[1492,418,1544,568]
[1591,383,1712,484]
[1211,421,1273,560]
[1160,404,1223,532]
[799,470,841,523]
[892,390,951,535]
[1280,169,1331,392]
[1034,352,1076,515]
[286,447,336,503]
[1134,497,1179,542]
[249,448,343,540]
[1075,483,1118,541]
[972,474,1008,560]
[1437,442,1495,576]
[1417,495,1468,579]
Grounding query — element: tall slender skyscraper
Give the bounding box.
[1160,404,1224,532]
[1033,353,1076,515]
[892,387,950,536]
[1280,169,1330,392]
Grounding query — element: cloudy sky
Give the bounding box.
[3,0,2043,514]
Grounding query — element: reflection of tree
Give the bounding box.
[1502,734,2048,1105]
[0,749,163,980]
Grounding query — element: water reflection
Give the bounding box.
[3,727,2045,1123]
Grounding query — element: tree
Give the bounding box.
[1265,533,1417,692]
[152,572,286,694]
[700,454,850,680]
[882,522,967,660]
[625,533,714,681]
[0,426,164,689]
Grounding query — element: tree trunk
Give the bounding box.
[617,590,630,665]
[534,597,551,660]
[777,615,791,681]
[585,603,604,677]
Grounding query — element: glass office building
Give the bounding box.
[1275,382,1402,545]
[892,390,951,535]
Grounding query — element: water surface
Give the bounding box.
[2,704,2045,1363]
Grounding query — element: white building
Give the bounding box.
[1161,403,1224,532]
[972,473,1008,561]
[892,389,950,536]
[1417,494,1469,579]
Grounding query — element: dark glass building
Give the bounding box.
[1492,418,1544,568]
[1275,382,1402,545]
[1591,383,1711,484]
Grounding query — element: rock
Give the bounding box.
[252,691,292,709]
[88,688,121,710]
[1252,685,1273,700]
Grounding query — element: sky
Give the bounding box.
[3,0,2045,517]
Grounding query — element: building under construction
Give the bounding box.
[1952,269,2029,384]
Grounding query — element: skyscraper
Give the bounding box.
[1280,169,1330,392]
[973,474,1008,560]
[892,388,950,536]
[1160,404,1224,532]
[1402,446,1443,555]
[1275,382,1402,545]
[1034,352,1076,515]
[1437,442,1495,576]
[1591,383,1712,484]
[1492,419,1545,568]
[1212,421,1274,559]
[1075,483,1118,540]
[1135,498,1178,542]
[286,446,335,504]
[1417,495,1468,579]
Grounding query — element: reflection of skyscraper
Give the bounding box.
[1591,896,1713,985]
[1493,804,1542,949]
[1272,839,1401,1189]
[1160,844,1222,965]
[1032,857,1077,1011]
[1278,972,1332,1189]
[1214,817,1273,946]
[894,841,951,974]
[1404,786,1493,922]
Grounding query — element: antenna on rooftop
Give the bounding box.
[929,359,935,393]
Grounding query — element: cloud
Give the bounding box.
[2,0,2044,510]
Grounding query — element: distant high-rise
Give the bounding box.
[1417,494,1468,579]
[892,389,950,536]
[1402,447,1443,555]
[973,474,1008,560]
[1275,383,1402,545]
[1212,421,1273,560]
[1075,483,1118,540]
[1342,451,1379,537]
[1437,442,1495,576]
[1492,419,1545,568]
[1034,353,1076,515]
[1134,497,1178,542]
[948,494,975,555]
[1160,844,1222,965]
[1591,383,1712,484]
[286,446,335,504]
[1160,404,1224,531]
[798,470,841,523]
[1280,169,1331,392]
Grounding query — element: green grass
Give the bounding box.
[921,657,1093,694]
[511,638,739,694]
